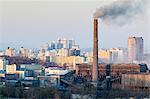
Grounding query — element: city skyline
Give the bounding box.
[0,0,150,98]
[0,0,150,50]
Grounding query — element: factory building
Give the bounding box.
[76,63,140,79]
[122,73,150,90]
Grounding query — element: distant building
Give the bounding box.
[50,41,56,50]
[19,47,28,57]
[69,45,80,56]
[84,52,93,63]
[38,49,46,62]
[109,48,126,63]
[98,49,111,63]
[49,50,58,56]
[0,51,4,56]
[5,47,15,57]
[51,56,84,69]
[84,48,127,64]
[57,48,69,56]
[27,49,37,59]
[57,43,63,49]
[0,57,9,70]
[143,52,150,63]
[128,37,144,63]
[43,43,49,51]
[68,39,75,49]
[69,49,80,56]
[72,45,79,49]
[57,38,67,49]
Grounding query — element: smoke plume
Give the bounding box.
[94,0,147,25]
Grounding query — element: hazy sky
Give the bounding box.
[0,0,150,51]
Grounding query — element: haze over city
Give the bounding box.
[0,0,150,98]
[0,0,150,51]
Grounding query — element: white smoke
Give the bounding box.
[94,0,148,25]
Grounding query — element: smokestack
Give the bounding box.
[92,18,98,82]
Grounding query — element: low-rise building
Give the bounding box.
[6,64,40,79]
[6,64,25,79]
[122,73,150,90]
[40,66,71,86]
[20,64,42,76]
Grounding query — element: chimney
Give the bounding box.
[92,18,98,82]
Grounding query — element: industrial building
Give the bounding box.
[75,63,149,90]
[122,73,150,90]
[76,63,141,80]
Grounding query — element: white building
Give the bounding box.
[45,66,70,76]
[57,38,67,49]
[128,37,144,63]
[109,48,126,63]
[39,67,71,87]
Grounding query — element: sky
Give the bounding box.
[0,0,150,51]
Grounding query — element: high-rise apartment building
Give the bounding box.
[19,47,28,57]
[50,41,56,50]
[68,40,75,49]
[128,37,144,62]
[5,47,15,57]
[57,38,67,49]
